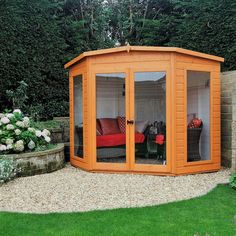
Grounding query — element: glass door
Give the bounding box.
[130,70,170,172]
[95,73,127,165]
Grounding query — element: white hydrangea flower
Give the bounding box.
[0,113,4,118]
[0,144,7,151]
[28,140,35,150]
[6,144,13,150]
[23,117,29,127]
[15,129,21,135]
[44,136,51,143]
[42,129,50,137]
[14,140,24,152]
[28,127,35,133]
[23,117,29,122]
[6,124,14,130]
[6,138,14,145]
[23,121,29,127]
[35,130,42,137]
[16,121,24,128]
[13,109,22,114]
[6,113,14,119]
[1,117,10,124]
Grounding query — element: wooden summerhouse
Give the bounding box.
[64,46,224,175]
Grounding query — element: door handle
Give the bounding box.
[127,120,134,125]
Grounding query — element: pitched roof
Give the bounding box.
[64,45,224,69]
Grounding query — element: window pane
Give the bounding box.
[187,71,210,162]
[96,73,126,163]
[74,75,83,158]
[134,72,167,165]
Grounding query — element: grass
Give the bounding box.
[0,185,235,236]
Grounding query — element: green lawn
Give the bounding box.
[0,185,235,236]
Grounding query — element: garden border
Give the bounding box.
[6,143,65,177]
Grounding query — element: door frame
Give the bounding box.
[91,68,130,172]
[91,65,172,174]
[129,67,172,173]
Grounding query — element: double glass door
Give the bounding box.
[95,69,169,172]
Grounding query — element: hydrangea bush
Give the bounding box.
[0,109,51,154]
[0,156,19,183]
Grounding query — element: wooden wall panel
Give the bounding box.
[69,59,90,170]
[175,53,221,174]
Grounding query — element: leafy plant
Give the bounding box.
[229,172,236,190]
[0,156,18,184]
[6,80,28,110]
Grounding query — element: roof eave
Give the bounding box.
[64,46,224,69]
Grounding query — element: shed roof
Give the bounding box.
[64,45,224,69]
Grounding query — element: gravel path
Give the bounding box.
[0,164,230,213]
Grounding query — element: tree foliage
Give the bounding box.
[0,0,235,118]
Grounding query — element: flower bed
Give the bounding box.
[0,109,65,177]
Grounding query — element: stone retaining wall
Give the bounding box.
[50,117,70,161]
[221,70,236,172]
[7,143,65,176]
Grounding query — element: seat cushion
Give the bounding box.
[97,133,126,147]
[96,133,145,147]
[99,118,120,135]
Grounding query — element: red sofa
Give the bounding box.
[96,117,145,148]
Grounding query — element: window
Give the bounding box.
[187,71,210,162]
[96,73,126,163]
[73,75,83,158]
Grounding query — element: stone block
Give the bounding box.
[231,139,236,148]
[221,139,231,149]
[221,105,232,113]
[221,120,232,131]
[221,113,232,120]
[221,82,233,91]
[221,97,232,105]
[232,121,236,130]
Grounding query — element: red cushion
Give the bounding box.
[188,118,202,128]
[155,134,165,145]
[117,116,126,133]
[96,133,145,147]
[135,133,145,143]
[99,118,120,135]
[96,119,103,135]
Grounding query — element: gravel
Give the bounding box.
[0,164,230,213]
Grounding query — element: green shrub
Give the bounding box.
[229,172,236,190]
[0,156,18,184]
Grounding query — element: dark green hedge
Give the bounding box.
[0,0,235,118]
